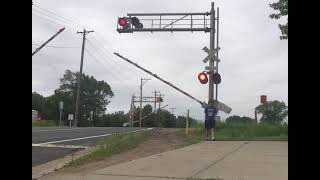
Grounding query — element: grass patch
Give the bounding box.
[32,120,58,127]
[65,131,148,168]
[216,122,288,141]
[183,122,287,142]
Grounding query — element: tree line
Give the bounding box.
[32,70,198,127]
[33,70,288,127]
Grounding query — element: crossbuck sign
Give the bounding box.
[202,46,221,63]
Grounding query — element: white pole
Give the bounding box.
[59,110,62,127]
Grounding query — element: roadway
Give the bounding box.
[32,127,146,166]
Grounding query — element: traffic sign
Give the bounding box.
[68,114,74,121]
[202,100,232,114]
[215,101,232,114]
[202,46,221,63]
[202,46,220,55]
[59,101,63,110]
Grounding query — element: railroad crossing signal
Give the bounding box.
[117,17,143,32]
[212,73,221,84]
[118,17,128,26]
[202,46,221,63]
[131,17,143,28]
[156,97,163,102]
[205,66,216,71]
[115,2,232,114]
[198,71,208,84]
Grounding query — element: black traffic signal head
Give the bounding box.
[156,97,163,102]
[198,71,208,84]
[117,17,143,33]
[130,17,143,28]
[213,73,221,84]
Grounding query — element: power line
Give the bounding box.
[32,9,79,31]
[85,40,142,95]
[32,3,147,97]
[32,43,79,49]
[33,4,92,30]
[32,13,64,27]
[32,13,78,34]
[89,35,148,78]
[93,32,115,51]
[84,48,122,81]
[85,39,142,79]
[87,37,146,79]
[85,40,128,77]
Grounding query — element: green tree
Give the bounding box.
[32,92,46,112]
[141,104,155,127]
[95,111,127,127]
[39,70,114,126]
[255,100,288,124]
[159,109,176,128]
[175,115,197,128]
[226,115,254,124]
[269,0,288,40]
[55,70,114,126]
[176,116,186,128]
[41,94,60,121]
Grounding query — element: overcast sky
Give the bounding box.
[32,0,288,121]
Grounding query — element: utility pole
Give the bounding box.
[158,94,161,128]
[157,94,164,128]
[129,94,135,127]
[169,107,176,115]
[140,78,151,127]
[59,101,63,127]
[170,107,177,127]
[153,90,160,126]
[254,109,258,124]
[153,91,160,113]
[154,91,157,113]
[186,110,190,135]
[74,29,94,127]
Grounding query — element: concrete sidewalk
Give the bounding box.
[41,141,288,180]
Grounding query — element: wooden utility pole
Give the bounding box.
[74,29,94,127]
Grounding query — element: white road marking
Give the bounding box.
[32,143,89,149]
[37,133,113,145]
[35,128,153,145]
[32,127,103,132]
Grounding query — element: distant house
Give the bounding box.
[32,110,40,121]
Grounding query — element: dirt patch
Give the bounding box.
[40,128,196,179]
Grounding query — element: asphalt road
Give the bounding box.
[32,127,146,166]
[32,146,81,166]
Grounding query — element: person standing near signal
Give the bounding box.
[204,99,218,141]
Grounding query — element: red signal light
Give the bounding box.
[118,18,127,26]
[198,72,208,84]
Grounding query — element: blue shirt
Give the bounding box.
[205,106,218,121]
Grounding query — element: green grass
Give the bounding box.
[32,120,58,127]
[186,121,287,141]
[65,131,148,168]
